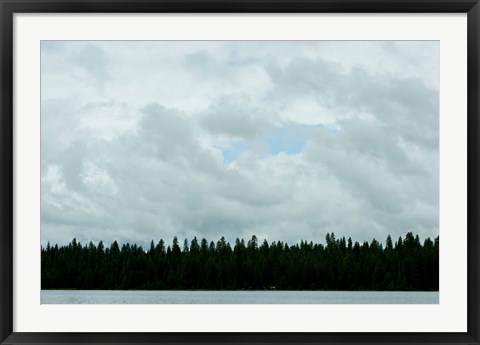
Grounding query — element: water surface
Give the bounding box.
[41,290,439,304]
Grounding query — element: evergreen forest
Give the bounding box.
[41,232,439,291]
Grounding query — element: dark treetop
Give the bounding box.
[41,232,438,291]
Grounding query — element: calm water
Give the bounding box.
[41,290,438,304]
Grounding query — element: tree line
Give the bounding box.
[41,232,439,291]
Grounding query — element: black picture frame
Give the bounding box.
[1,1,479,344]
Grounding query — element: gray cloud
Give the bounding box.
[70,44,110,86]
[201,94,274,139]
[41,41,439,248]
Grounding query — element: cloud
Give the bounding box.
[70,44,111,87]
[201,94,274,139]
[41,41,439,248]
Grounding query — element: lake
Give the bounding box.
[41,290,438,304]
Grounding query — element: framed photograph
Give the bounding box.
[1,1,479,344]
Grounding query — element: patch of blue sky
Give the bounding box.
[219,124,340,164]
[324,123,341,133]
[219,140,248,164]
[267,129,306,155]
[265,124,322,156]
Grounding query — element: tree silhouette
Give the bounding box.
[41,232,439,291]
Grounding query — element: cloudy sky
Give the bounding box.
[41,41,439,248]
